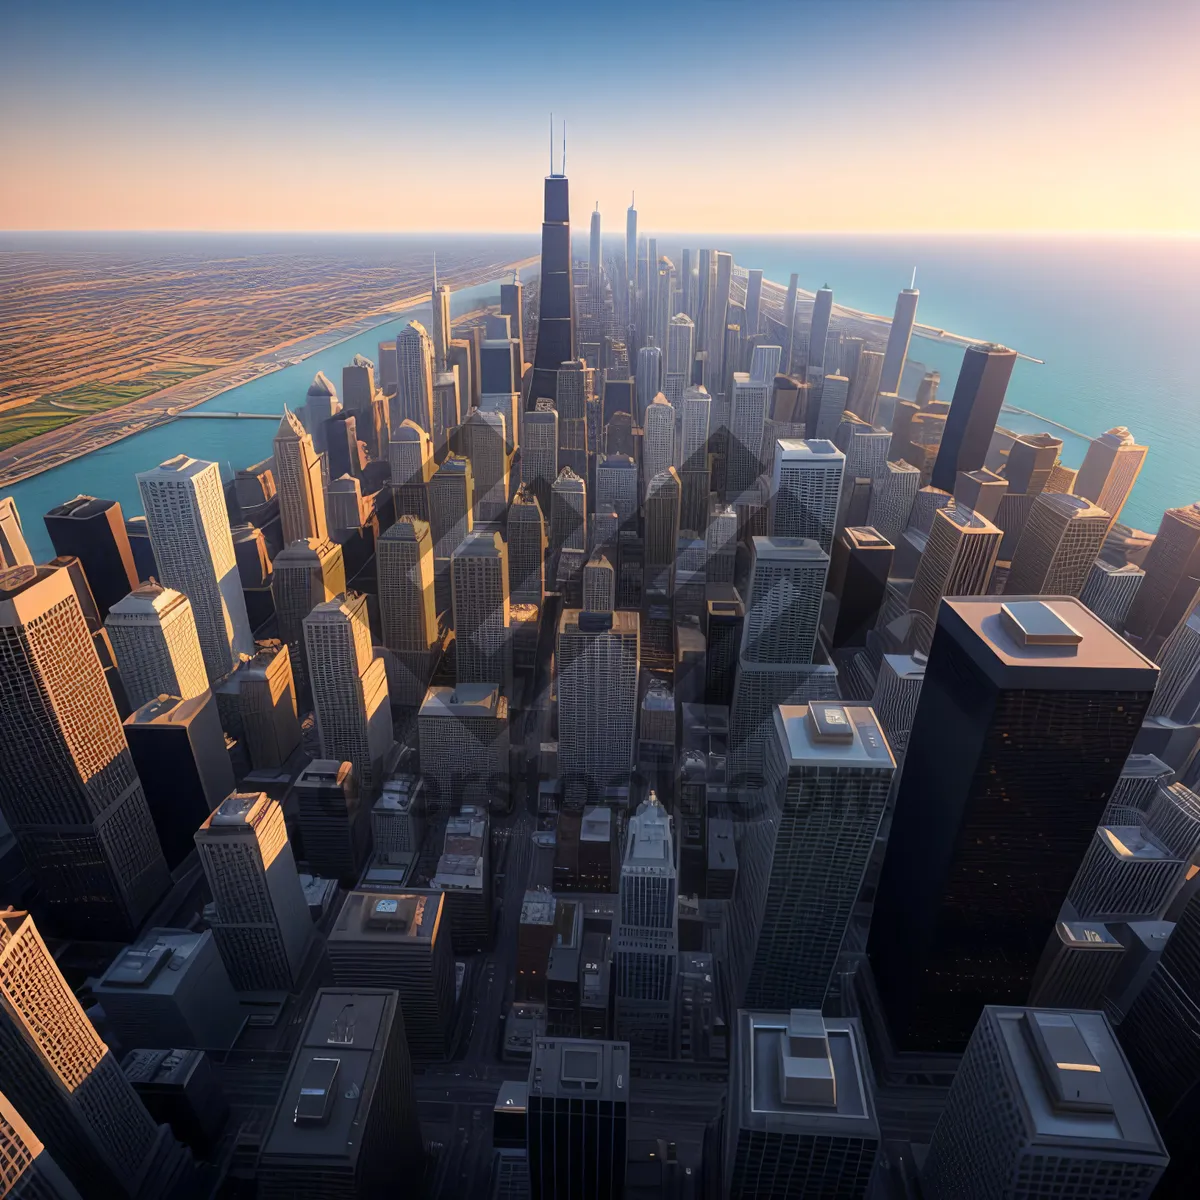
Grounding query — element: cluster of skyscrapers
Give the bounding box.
[2,145,1200,1198]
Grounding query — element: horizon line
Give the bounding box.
[3,227,1200,239]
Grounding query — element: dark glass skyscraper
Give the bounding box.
[43,495,138,619]
[868,596,1157,1053]
[930,342,1017,491]
[531,171,574,408]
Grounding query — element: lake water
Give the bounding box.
[4,233,1198,561]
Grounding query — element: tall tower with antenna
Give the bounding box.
[531,116,574,408]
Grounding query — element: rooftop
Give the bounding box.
[775,704,895,770]
[329,890,442,944]
[988,1007,1165,1154]
[751,535,829,563]
[96,928,214,996]
[419,683,506,720]
[125,693,210,727]
[261,989,394,1164]
[776,438,844,462]
[941,597,1159,687]
[529,1038,629,1100]
[737,1010,878,1139]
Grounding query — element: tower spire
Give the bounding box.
[911,266,917,290]
[549,112,554,174]
[433,250,438,291]
[562,120,566,176]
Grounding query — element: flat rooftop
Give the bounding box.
[97,928,212,995]
[750,536,829,563]
[419,684,505,719]
[774,703,895,770]
[737,1011,879,1139]
[125,693,210,727]
[329,890,442,944]
[261,989,395,1164]
[940,596,1159,689]
[529,1038,629,1101]
[776,438,844,461]
[989,1007,1166,1155]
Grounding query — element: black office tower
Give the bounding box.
[124,693,235,870]
[930,342,1017,492]
[527,1038,628,1200]
[43,495,138,619]
[531,172,574,408]
[868,597,1157,1053]
[824,526,893,650]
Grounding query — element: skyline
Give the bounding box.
[3,0,1199,234]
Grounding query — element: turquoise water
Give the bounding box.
[4,277,506,562]
[696,234,1200,533]
[5,234,1198,561]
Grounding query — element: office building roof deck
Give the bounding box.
[774,703,895,769]
[329,890,442,943]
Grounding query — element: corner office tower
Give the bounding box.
[531,144,574,409]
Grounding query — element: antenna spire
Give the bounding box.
[549,112,553,174]
[631,190,635,208]
[911,266,917,289]
[562,120,566,176]
[433,250,438,291]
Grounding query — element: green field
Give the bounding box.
[0,366,211,452]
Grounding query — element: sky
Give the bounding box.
[1,0,1197,234]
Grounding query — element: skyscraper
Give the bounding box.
[500,271,525,369]
[644,469,681,594]
[43,495,138,619]
[583,553,615,612]
[642,394,675,491]
[0,497,32,569]
[922,1007,1166,1199]
[508,484,547,606]
[556,609,639,807]
[428,453,473,560]
[303,370,340,452]
[104,582,208,712]
[665,314,695,409]
[1124,502,1200,653]
[522,398,559,514]
[846,348,885,425]
[417,684,509,812]
[527,1038,629,1200]
[812,373,850,441]
[137,454,254,682]
[258,988,423,1198]
[726,1009,879,1200]
[273,407,328,545]
[866,459,921,543]
[1075,426,1148,530]
[870,653,925,757]
[531,163,574,405]
[879,285,919,395]
[907,506,1002,650]
[930,343,1018,491]
[596,454,638,534]
[824,526,893,649]
[869,597,1159,1052]
[0,1088,84,1200]
[587,202,602,312]
[341,353,386,459]
[271,538,345,691]
[1007,493,1111,597]
[1081,560,1145,632]
[451,529,512,692]
[393,320,436,438]
[727,371,772,493]
[459,408,509,523]
[388,418,433,520]
[769,439,845,554]
[635,342,662,421]
[807,285,834,374]
[431,264,452,368]
[304,593,392,792]
[624,193,637,327]
[550,466,587,554]
[615,795,677,1058]
[0,909,190,1197]
[747,704,894,1010]
[0,565,170,937]
[195,792,313,991]
[377,515,438,706]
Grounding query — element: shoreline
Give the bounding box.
[0,254,538,489]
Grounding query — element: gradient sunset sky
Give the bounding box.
[2,0,1197,234]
